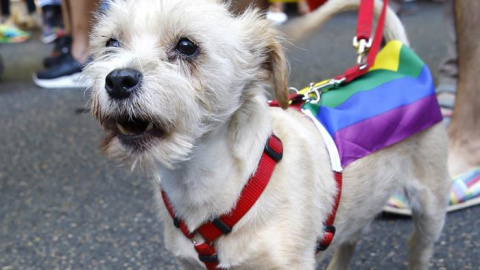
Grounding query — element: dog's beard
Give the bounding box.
[87,66,208,171]
[101,129,195,171]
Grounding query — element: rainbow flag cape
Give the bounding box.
[300,40,443,171]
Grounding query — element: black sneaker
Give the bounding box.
[43,35,72,68]
[33,53,88,89]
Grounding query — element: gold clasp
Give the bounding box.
[304,78,346,104]
[353,37,372,66]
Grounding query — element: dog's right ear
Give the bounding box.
[237,9,290,109]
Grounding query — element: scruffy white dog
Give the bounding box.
[86,0,451,269]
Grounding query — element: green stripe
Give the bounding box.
[397,45,424,78]
[321,45,425,108]
[321,70,406,108]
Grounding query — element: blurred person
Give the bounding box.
[39,0,64,44]
[33,0,100,88]
[447,0,480,177]
[0,0,31,43]
[436,0,456,126]
[388,0,480,214]
[1,0,39,28]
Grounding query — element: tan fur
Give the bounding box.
[86,0,450,269]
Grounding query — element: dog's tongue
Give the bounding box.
[117,119,153,135]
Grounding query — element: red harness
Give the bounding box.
[161,134,343,269]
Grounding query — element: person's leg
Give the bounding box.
[436,0,457,125]
[33,0,99,88]
[447,0,480,176]
[229,0,270,14]
[269,1,284,13]
[25,0,37,14]
[297,0,310,15]
[1,0,10,21]
[61,0,71,34]
[69,0,99,63]
[436,0,457,86]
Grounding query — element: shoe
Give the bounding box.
[266,11,288,25]
[436,84,457,127]
[23,13,43,30]
[44,35,72,68]
[41,26,65,44]
[33,53,88,89]
[384,167,480,216]
[0,23,30,44]
[41,4,65,44]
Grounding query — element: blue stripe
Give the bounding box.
[317,66,435,136]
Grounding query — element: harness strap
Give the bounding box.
[316,171,343,252]
[196,135,283,243]
[161,134,283,270]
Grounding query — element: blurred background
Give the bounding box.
[0,0,478,269]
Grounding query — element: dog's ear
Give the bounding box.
[238,9,290,109]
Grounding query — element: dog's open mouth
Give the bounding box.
[105,117,166,149]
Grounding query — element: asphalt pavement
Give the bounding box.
[0,1,478,269]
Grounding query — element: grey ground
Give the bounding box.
[0,1,478,269]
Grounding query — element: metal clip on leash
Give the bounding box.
[303,78,346,104]
[353,36,372,67]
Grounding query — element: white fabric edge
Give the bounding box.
[301,109,343,172]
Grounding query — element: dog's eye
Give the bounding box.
[175,38,198,56]
[106,38,120,48]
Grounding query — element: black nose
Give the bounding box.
[105,68,142,100]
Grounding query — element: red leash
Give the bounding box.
[336,0,390,84]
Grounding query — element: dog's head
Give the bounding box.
[86,0,289,169]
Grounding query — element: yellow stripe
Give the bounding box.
[297,79,330,97]
[450,194,457,205]
[370,40,403,72]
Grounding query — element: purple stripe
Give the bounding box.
[333,94,443,167]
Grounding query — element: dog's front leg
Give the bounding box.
[325,242,357,270]
[178,258,204,270]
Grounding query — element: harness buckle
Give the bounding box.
[198,254,219,263]
[265,135,283,162]
[212,218,232,235]
[316,225,337,252]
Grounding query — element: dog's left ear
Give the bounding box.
[238,10,290,109]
